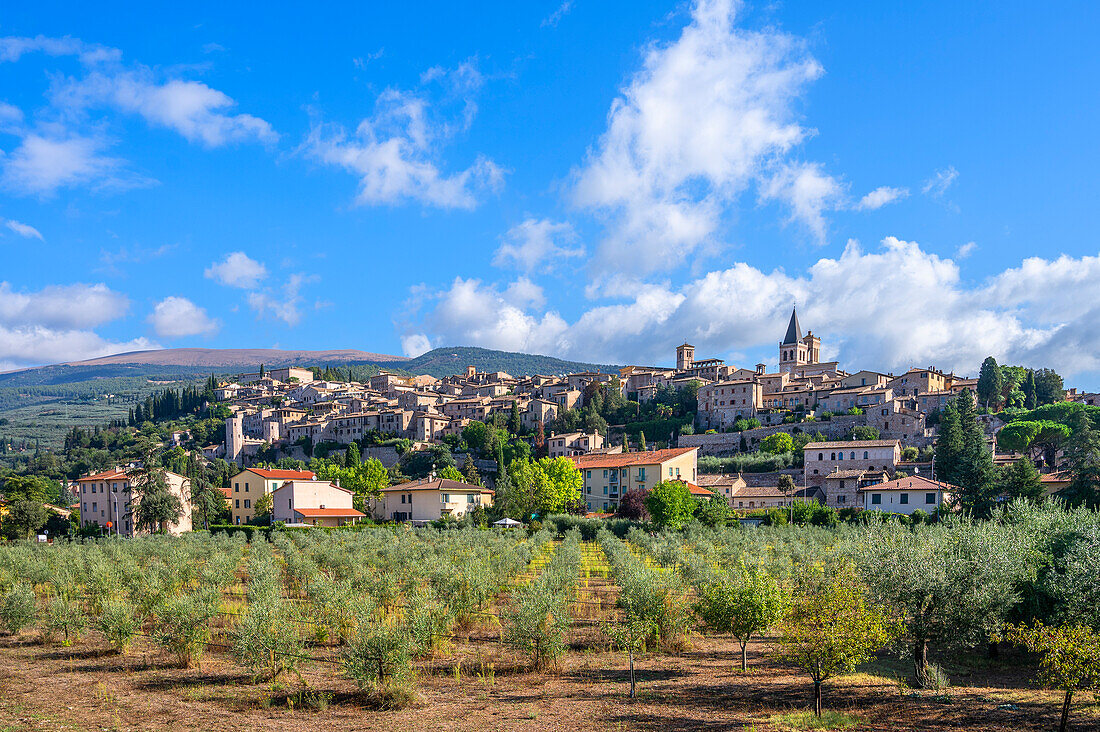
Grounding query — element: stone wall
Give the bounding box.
[682,415,864,456]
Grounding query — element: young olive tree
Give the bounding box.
[604,618,658,698]
[997,623,1100,732]
[774,564,897,717]
[693,563,790,670]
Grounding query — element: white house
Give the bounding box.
[372,477,493,522]
[859,475,955,515]
[271,479,363,527]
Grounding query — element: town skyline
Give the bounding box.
[3,2,1100,387]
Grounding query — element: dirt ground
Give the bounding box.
[0,627,1095,732]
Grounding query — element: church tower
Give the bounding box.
[779,307,820,372]
[676,343,695,371]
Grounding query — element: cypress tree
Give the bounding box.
[977,356,1003,410]
[1023,370,1038,410]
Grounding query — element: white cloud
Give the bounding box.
[204,251,268,289]
[401,333,432,357]
[922,166,958,197]
[493,218,583,273]
[54,71,277,147]
[0,102,23,132]
[855,185,909,211]
[542,1,574,28]
[304,58,499,209]
[247,273,317,326]
[760,162,844,243]
[148,296,219,338]
[573,0,830,272]
[1,133,137,195]
[4,219,43,240]
[956,241,977,259]
[403,240,1100,377]
[0,35,120,65]
[0,326,155,369]
[0,281,129,329]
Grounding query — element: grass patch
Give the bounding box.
[770,710,861,730]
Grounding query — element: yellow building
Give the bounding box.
[229,467,315,525]
[572,447,698,513]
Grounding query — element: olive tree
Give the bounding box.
[774,563,897,716]
[693,563,790,670]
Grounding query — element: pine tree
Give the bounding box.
[462,454,482,486]
[935,399,963,484]
[509,401,522,435]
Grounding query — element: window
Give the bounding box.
[92,502,97,512]
[830,452,836,460]
[244,499,251,509]
[234,483,239,493]
[467,494,476,504]
[401,494,406,504]
[442,494,451,504]
[926,492,936,505]
[900,494,908,505]
[235,499,240,508]
[818,453,823,461]
[850,452,856,460]
[863,451,869,459]
[603,486,608,495]
[871,494,881,505]
[838,495,846,504]
[838,453,843,461]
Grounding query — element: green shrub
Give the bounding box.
[231,597,307,682]
[97,597,140,654]
[43,596,85,645]
[152,591,219,668]
[0,583,36,635]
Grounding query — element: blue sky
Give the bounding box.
[2,1,1100,386]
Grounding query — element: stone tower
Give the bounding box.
[226,415,244,463]
[676,343,695,371]
[779,307,821,372]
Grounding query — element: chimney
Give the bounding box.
[334,478,340,487]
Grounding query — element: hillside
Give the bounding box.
[65,347,406,369]
[402,346,619,378]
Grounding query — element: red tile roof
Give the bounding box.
[383,478,494,494]
[246,469,316,480]
[857,475,957,493]
[76,469,128,482]
[292,508,365,518]
[570,447,697,469]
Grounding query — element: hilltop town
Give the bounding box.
[74,307,1064,530]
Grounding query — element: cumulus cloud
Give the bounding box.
[922,166,958,197]
[303,61,503,209]
[0,279,146,369]
[401,333,433,357]
[148,296,219,338]
[493,218,583,273]
[572,0,833,272]
[3,219,43,240]
[402,241,1100,377]
[956,241,977,259]
[204,251,268,289]
[0,281,129,329]
[855,185,909,211]
[0,35,120,65]
[0,326,155,370]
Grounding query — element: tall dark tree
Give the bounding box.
[344,442,361,469]
[534,421,546,458]
[1023,370,1038,410]
[977,356,1004,410]
[509,400,522,435]
[996,458,1044,504]
[1062,409,1100,507]
[259,363,265,378]
[462,453,482,486]
[1034,368,1065,406]
[934,399,964,484]
[129,444,184,534]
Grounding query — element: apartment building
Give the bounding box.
[547,431,606,458]
[75,467,192,536]
[697,379,763,429]
[803,440,901,483]
[229,467,315,525]
[860,475,954,515]
[372,477,494,522]
[271,479,363,527]
[572,447,698,513]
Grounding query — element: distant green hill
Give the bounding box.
[399,346,619,378]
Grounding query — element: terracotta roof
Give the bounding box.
[682,481,715,497]
[571,447,697,469]
[804,440,900,450]
[293,508,366,518]
[1040,471,1073,483]
[246,469,316,480]
[732,485,787,498]
[383,478,494,494]
[76,469,128,482]
[218,486,232,499]
[857,475,957,493]
[823,469,885,480]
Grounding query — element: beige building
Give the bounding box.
[821,468,888,508]
[272,479,363,527]
[547,431,606,458]
[887,368,949,396]
[804,439,901,483]
[372,478,494,522]
[697,379,763,429]
[230,467,315,525]
[860,475,954,514]
[572,447,698,513]
[76,467,192,536]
